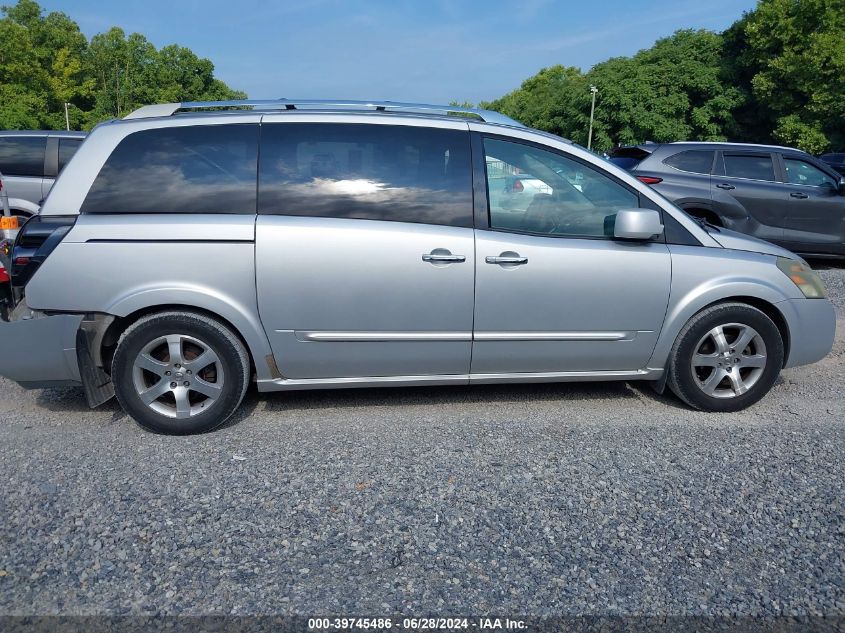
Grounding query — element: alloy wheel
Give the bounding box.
[131,334,224,419]
[690,323,768,399]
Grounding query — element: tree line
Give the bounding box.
[2,0,842,153]
[473,0,844,154]
[0,0,244,131]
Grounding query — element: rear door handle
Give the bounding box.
[790,192,809,199]
[422,252,465,263]
[486,255,528,265]
[715,183,735,190]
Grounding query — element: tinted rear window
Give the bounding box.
[608,156,642,170]
[0,136,46,177]
[608,147,652,171]
[663,150,714,174]
[724,153,775,181]
[81,124,258,214]
[58,138,83,172]
[258,123,473,227]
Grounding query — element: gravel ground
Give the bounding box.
[0,263,843,619]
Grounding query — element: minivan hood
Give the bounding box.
[709,227,797,259]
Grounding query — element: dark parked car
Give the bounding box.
[610,142,845,257]
[820,153,845,176]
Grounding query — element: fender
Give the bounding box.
[24,224,278,382]
[708,189,760,233]
[7,198,40,216]
[105,285,276,381]
[647,246,802,370]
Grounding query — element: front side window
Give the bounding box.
[81,124,258,214]
[723,153,775,182]
[484,137,638,238]
[258,123,473,227]
[783,158,837,188]
[664,150,714,174]
[0,136,46,177]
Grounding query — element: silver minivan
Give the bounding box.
[0,100,836,434]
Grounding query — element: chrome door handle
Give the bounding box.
[790,192,809,199]
[422,253,466,263]
[486,255,528,265]
[715,183,735,190]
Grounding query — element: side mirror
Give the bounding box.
[613,208,664,240]
[839,177,845,195]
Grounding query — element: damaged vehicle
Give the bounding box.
[0,99,836,434]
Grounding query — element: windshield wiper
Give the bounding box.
[691,215,721,232]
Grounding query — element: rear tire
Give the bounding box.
[112,311,250,434]
[667,302,784,412]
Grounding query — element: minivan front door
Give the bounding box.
[473,232,670,374]
[255,121,476,380]
[472,136,671,375]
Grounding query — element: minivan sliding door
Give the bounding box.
[255,120,475,380]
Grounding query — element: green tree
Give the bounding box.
[478,31,742,151]
[0,0,244,130]
[481,65,590,141]
[477,2,845,153]
[1,0,91,128]
[586,29,743,150]
[0,14,46,128]
[723,0,845,152]
[84,29,245,124]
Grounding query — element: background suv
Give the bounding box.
[610,142,845,257]
[0,130,86,219]
[820,153,845,176]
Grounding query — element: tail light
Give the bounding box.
[11,215,76,287]
[637,176,663,185]
[0,236,9,288]
[512,179,524,192]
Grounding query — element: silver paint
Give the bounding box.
[3,106,835,400]
[256,216,475,379]
[472,230,671,373]
[613,208,664,240]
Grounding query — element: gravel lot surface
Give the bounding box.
[1,262,843,619]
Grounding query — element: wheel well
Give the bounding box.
[99,305,257,378]
[704,296,791,367]
[685,208,722,226]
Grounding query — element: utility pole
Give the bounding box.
[587,85,598,150]
[64,103,70,131]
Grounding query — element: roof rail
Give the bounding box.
[124,98,524,127]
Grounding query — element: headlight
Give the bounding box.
[777,257,827,298]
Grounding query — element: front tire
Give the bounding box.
[112,311,250,434]
[667,302,784,412]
